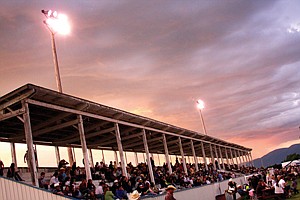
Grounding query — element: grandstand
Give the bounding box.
[0,83,252,189]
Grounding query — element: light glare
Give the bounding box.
[197,99,205,110]
[44,12,71,35]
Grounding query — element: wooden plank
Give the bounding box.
[0,89,35,111]
[0,108,25,121]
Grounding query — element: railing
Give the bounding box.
[0,176,75,200]
[143,176,246,200]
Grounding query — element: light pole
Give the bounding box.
[196,99,208,135]
[41,9,70,93]
[42,10,74,165]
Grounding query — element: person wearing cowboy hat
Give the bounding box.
[128,190,141,200]
[165,185,176,200]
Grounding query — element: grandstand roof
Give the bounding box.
[0,84,251,158]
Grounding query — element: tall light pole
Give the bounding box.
[196,99,208,135]
[41,9,71,93]
[42,10,74,165]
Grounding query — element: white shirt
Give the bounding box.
[49,176,59,186]
[274,179,285,194]
[95,186,103,195]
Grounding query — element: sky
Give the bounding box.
[1,0,300,166]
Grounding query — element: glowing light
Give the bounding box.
[196,99,205,110]
[43,11,71,35]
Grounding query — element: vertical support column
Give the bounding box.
[191,140,199,171]
[77,115,92,180]
[246,152,251,167]
[219,146,225,169]
[34,144,39,169]
[241,151,246,166]
[225,147,230,169]
[214,145,221,170]
[22,100,38,186]
[114,123,127,176]
[114,151,119,164]
[143,153,146,163]
[134,152,138,166]
[124,152,128,165]
[157,154,161,166]
[178,137,187,174]
[162,134,172,174]
[102,150,105,163]
[10,143,18,169]
[55,146,61,166]
[88,149,94,168]
[210,144,216,170]
[72,147,76,162]
[234,150,240,169]
[142,129,155,184]
[67,147,74,167]
[201,141,208,171]
[250,152,254,167]
[237,151,243,167]
[230,148,235,167]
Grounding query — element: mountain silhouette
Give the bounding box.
[253,143,300,168]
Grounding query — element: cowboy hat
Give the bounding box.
[128,190,141,200]
[166,185,176,191]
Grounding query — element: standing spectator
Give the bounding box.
[165,185,176,200]
[95,181,105,200]
[291,177,299,194]
[104,185,115,200]
[116,185,128,199]
[274,175,285,199]
[227,178,237,200]
[0,160,4,176]
[7,163,24,181]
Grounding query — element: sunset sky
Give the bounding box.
[1,0,300,167]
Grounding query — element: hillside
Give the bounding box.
[253,143,300,168]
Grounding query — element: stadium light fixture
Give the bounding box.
[196,99,207,135]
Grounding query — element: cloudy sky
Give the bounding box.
[1,0,300,165]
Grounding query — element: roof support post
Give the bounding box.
[102,150,105,163]
[249,152,254,167]
[114,151,119,164]
[241,151,246,166]
[162,134,172,174]
[134,152,138,166]
[214,145,221,170]
[230,148,234,167]
[114,123,127,176]
[234,150,240,170]
[247,152,251,167]
[210,144,216,170]
[10,142,18,169]
[178,137,187,174]
[237,150,242,167]
[142,129,155,184]
[157,154,161,166]
[190,140,199,172]
[201,141,208,171]
[67,147,74,167]
[77,114,92,180]
[219,146,225,170]
[55,146,61,166]
[125,152,129,165]
[22,100,38,186]
[88,149,94,168]
[225,147,230,170]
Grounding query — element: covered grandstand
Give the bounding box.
[0,84,253,186]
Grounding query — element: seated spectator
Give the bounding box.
[53,183,64,196]
[104,185,115,200]
[95,181,105,200]
[291,177,299,194]
[256,179,267,197]
[79,179,88,196]
[116,185,128,199]
[38,172,49,189]
[49,171,59,189]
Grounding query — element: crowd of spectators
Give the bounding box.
[36,157,254,199]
